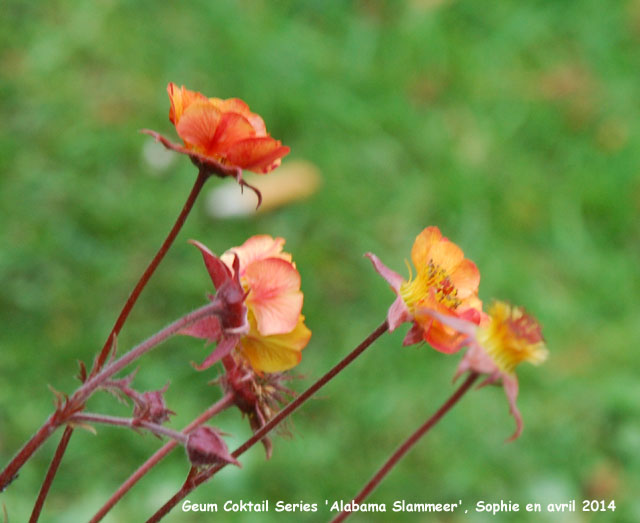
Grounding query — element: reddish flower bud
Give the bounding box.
[186,426,240,468]
[133,389,175,425]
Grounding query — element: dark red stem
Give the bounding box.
[92,168,209,374]
[146,320,390,523]
[28,426,72,523]
[18,169,209,520]
[331,372,480,523]
[0,417,58,493]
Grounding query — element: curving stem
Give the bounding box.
[331,372,480,523]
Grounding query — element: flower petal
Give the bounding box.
[410,226,442,268]
[239,315,311,373]
[189,240,232,289]
[175,102,222,152]
[502,374,523,442]
[417,306,480,339]
[244,258,303,336]
[454,342,497,381]
[402,322,425,346]
[365,252,404,292]
[168,83,208,125]
[225,137,290,174]
[449,259,480,299]
[209,112,256,154]
[428,238,465,273]
[388,295,413,332]
[220,235,290,274]
[210,97,267,136]
[458,295,484,324]
[424,321,468,354]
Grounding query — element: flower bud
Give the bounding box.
[186,427,240,468]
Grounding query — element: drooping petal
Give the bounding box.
[244,258,303,336]
[410,226,442,268]
[449,259,481,299]
[239,315,311,373]
[502,374,523,442]
[192,336,240,371]
[189,240,232,289]
[388,295,413,332]
[168,83,208,125]
[220,235,290,273]
[418,306,481,340]
[454,342,490,381]
[402,322,425,346]
[365,252,404,292]
[175,103,223,152]
[225,136,290,174]
[180,315,222,341]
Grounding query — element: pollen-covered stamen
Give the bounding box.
[479,301,548,374]
[399,260,461,312]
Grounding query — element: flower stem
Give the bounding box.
[331,372,480,523]
[28,169,210,521]
[28,426,73,522]
[89,393,234,523]
[91,168,210,375]
[76,301,223,404]
[0,300,222,492]
[69,413,188,444]
[146,320,390,523]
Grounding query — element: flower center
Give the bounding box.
[399,260,461,312]
[479,301,548,374]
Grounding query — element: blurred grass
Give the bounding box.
[1,0,640,521]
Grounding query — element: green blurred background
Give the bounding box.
[2,1,639,521]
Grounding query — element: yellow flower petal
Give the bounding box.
[239,314,311,373]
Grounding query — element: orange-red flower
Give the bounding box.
[367,226,482,353]
[183,235,311,373]
[142,84,290,203]
[167,83,289,174]
[425,300,548,440]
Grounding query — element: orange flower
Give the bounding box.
[367,226,482,353]
[183,235,311,373]
[168,83,289,174]
[142,84,290,202]
[424,301,548,440]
